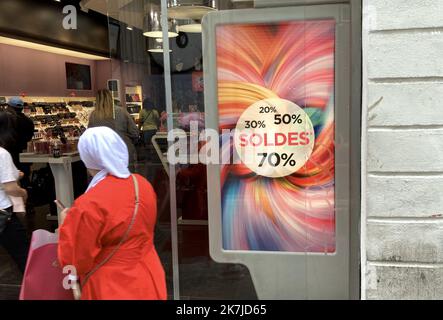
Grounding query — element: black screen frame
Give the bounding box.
[65,62,92,91]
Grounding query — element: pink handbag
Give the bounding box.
[19,229,74,300]
[20,175,140,300]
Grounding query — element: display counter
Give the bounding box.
[151,132,208,226]
[20,152,81,225]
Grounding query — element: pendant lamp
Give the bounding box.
[177,19,202,33]
[143,8,179,38]
[167,0,217,20]
[148,38,172,53]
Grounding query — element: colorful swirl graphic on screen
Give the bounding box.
[217,20,335,252]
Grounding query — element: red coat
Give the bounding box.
[58,174,167,300]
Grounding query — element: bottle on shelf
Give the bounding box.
[52,140,61,158]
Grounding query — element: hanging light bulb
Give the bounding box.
[148,38,172,53]
[143,8,179,38]
[177,19,202,33]
[167,0,217,20]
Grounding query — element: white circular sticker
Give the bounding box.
[234,98,315,178]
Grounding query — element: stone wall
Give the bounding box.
[362,0,443,299]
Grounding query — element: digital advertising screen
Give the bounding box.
[216,20,336,253]
[66,62,92,90]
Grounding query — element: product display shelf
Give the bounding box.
[125,86,143,124]
[23,98,94,144]
[125,85,142,105]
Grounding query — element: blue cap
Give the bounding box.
[8,97,24,108]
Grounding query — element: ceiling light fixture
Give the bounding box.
[177,20,202,33]
[148,38,172,53]
[167,0,217,20]
[143,8,178,38]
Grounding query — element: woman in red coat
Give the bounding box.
[58,126,167,300]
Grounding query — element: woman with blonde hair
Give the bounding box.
[89,89,139,172]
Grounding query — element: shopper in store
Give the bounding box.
[139,98,160,147]
[0,109,30,273]
[6,97,34,181]
[88,89,139,172]
[57,127,167,300]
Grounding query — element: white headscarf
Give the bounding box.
[78,127,130,191]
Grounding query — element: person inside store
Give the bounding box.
[57,126,167,300]
[139,98,160,147]
[6,97,35,186]
[88,89,139,172]
[0,109,30,273]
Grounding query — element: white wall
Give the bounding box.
[362,0,443,299]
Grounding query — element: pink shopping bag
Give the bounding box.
[19,229,74,300]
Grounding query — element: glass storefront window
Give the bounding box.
[102,0,356,300]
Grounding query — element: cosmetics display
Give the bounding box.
[126,103,140,125]
[125,93,141,102]
[23,101,94,156]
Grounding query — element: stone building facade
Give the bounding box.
[362,0,443,299]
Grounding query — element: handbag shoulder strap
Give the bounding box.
[80,174,140,287]
[141,110,153,125]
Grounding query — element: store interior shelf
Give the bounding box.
[125,85,142,105]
